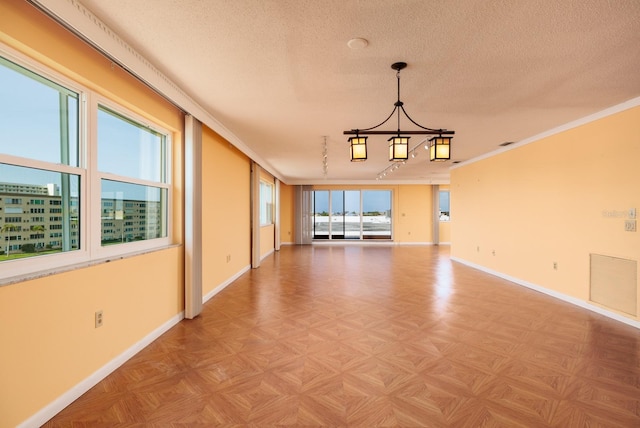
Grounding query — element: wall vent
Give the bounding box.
[590,254,637,316]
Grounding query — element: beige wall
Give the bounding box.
[451,106,640,322]
[395,185,433,243]
[0,3,185,427]
[313,184,435,243]
[201,126,251,295]
[261,224,276,257]
[279,183,295,244]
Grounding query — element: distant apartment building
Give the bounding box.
[1,181,161,255]
[100,198,162,244]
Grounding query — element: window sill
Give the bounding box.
[0,244,181,287]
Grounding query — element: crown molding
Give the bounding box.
[29,0,284,182]
[452,96,640,170]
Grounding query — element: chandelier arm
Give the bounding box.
[345,130,452,135]
[399,105,445,133]
[344,62,455,141]
[352,105,399,133]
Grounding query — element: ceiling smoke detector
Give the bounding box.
[347,38,368,50]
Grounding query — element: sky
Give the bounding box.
[0,58,79,173]
[314,190,391,214]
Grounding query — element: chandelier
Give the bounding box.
[344,62,454,162]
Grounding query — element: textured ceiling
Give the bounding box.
[78,0,640,184]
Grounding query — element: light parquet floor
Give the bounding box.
[44,245,640,427]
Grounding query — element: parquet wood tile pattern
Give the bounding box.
[44,245,640,427]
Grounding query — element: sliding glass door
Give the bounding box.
[344,190,360,239]
[362,190,392,239]
[330,190,345,239]
[329,190,361,239]
[312,189,392,240]
[313,190,329,239]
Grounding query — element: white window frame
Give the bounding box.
[90,96,172,259]
[0,47,89,280]
[260,180,274,226]
[0,44,172,282]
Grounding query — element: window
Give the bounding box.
[0,47,172,278]
[0,53,81,266]
[260,180,273,225]
[97,106,169,247]
[439,190,450,221]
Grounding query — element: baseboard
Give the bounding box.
[397,242,434,246]
[19,312,185,428]
[451,256,640,330]
[260,249,275,261]
[203,264,251,304]
[312,240,435,246]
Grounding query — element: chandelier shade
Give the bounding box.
[429,135,451,161]
[349,136,368,161]
[388,136,409,161]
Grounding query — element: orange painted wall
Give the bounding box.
[395,185,433,243]
[279,183,295,244]
[451,106,640,321]
[261,224,275,257]
[0,2,184,427]
[201,126,251,294]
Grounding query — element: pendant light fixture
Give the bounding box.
[429,135,452,161]
[345,62,454,162]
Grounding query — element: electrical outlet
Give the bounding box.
[625,220,636,232]
[553,262,558,270]
[95,310,103,328]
